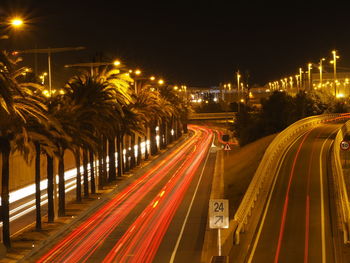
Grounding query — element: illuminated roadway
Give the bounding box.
[247,121,344,263]
[34,125,216,263]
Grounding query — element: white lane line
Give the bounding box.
[319,128,338,263]
[247,131,310,263]
[169,134,214,263]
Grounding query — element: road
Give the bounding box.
[34,125,215,263]
[247,122,343,263]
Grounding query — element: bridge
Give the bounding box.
[189,112,236,120]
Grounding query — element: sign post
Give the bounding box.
[209,199,229,256]
[340,140,350,151]
[340,140,350,167]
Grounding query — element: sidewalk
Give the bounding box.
[0,137,187,263]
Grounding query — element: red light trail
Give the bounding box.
[37,125,213,263]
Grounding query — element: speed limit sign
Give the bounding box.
[340,140,350,151]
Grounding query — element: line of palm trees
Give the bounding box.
[0,50,190,248]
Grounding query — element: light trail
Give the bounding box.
[102,127,213,263]
[1,139,154,229]
[37,126,209,263]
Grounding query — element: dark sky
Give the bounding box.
[1,0,350,87]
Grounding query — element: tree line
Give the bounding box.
[233,90,348,146]
[0,51,190,248]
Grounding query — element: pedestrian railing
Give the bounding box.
[332,120,350,244]
[233,114,339,244]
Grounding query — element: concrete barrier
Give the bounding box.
[332,120,350,244]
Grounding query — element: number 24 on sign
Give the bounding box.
[209,199,229,229]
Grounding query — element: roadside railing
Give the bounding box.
[332,120,350,244]
[233,114,340,244]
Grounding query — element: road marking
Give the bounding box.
[319,129,337,263]
[169,134,214,263]
[247,130,310,263]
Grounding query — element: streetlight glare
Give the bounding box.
[113,60,121,66]
[10,18,24,27]
[135,69,141,75]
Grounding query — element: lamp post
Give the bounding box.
[236,71,241,112]
[308,63,312,90]
[65,60,122,77]
[299,68,303,91]
[330,50,339,96]
[133,69,141,93]
[319,58,325,89]
[15,46,85,97]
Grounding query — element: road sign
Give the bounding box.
[340,140,350,151]
[224,144,231,151]
[209,199,229,229]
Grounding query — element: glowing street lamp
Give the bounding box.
[16,46,86,97]
[113,60,121,66]
[299,68,303,91]
[319,58,325,88]
[308,63,312,90]
[1,17,24,39]
[330,50,340,96]
[10,18,23,28]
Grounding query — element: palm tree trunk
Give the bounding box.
[144,126,149,160]
[58,149,66,217]
[46,154,54,222]
[116,130,123,177]
[83,148,89,197]
[123,134,130,172]
[89,150,96,194]
[150,121,158,155]
[183,119,188,134]
[98,142,104,189]
[130,133,136,169]
[108,137,116,181]
[1,138,11,248]
[137,135,141,165]
[177,118,182,139]
[74,149,82,203]
[35,142,42,230]
[160,119,166,149]
[102,136,108,184]
[168,118,173,144]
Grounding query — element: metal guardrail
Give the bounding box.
[233,114,340,244]
[332,121,350,244]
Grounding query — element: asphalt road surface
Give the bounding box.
[34,125,216,263]
[248,122,343,263]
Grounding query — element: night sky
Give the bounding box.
[1,0,350,87]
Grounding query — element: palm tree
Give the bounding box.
[0,51,47,247]
[65,69,132,188]
[131,87,164,158]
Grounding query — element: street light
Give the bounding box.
[64,60,122,77]
[15,46,85,97]
[299,67,303,91]
[1,17,24,39]
[319,58,325,89]
[308,63,312,90]
[330,50,340,96]
[10,18,24,27]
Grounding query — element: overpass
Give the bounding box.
[189,112,236,120]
